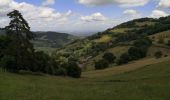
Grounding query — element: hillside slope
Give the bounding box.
[55,16,170,70]
[0,30,79,52]
[1,57,170,100]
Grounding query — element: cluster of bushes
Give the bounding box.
[95,52,116,70]
[0,10,81,78]
[116,38,152,65]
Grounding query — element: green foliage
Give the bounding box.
[154,51,163,59]
[103,52,116,63]
[95,59,109,70]
[167,40,170,46]
[128,47,146,60]
[0,55,17,72]
[0,10,82,78]
[158,38,164,44]
[116,53,130,65]
[67,61,81,78]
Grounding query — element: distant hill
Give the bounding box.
[33,31,78,48]
[56,16,170,71]
[0,30,79,52]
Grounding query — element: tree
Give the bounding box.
[0,55,17,72]
[116,53,130,65]
[95,59,109,70]
[0,36,11,59]
[103,52,116,63]
[67,61,81,78]
[128,47,146,60]
[154,51,163,59]
[167,40,170,46]
[4,10,35,71]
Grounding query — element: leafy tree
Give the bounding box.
[158,38,164,44]
[4,10,35,71]
[116,53,130,65]
[0,36,11,59]
[133,38,152,48]
[0,55,17,72]
[95,59,109,70]
[103,52,116,63]
[154,51,163,59]
[67,61,81,78]
[167,40,170,46]
[128,47,146,60]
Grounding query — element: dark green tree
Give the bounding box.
[4,10,35,71]
[67,61,81,78]
[154,51,163,59]
[116,53,130,65]
[103,52,116,63]
[95,59,109,70]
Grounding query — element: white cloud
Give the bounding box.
[158,0,170,8]
[0,0,73,31]
[42,0,55,6]
[81,13,107,22]
[78,0,150,7]
[150,10,168,18]
[123,9,141,19]
[0,0,12,7]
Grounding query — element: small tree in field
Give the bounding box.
[67,61,81,78]
[103,52,116,63]
[167,40,170,46]
[116,53,130,65]
[154,51,163,59]
[95,59,109,70]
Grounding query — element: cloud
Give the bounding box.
[123,9,141,19]
[42,0,55,6]
[158,0,170,8]
[78,0,150,7]
[0,0,12,7]
[0,0,73,31]
[80,13,107,22]
[150,10,168,18]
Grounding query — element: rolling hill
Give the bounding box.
[33,31,79,52]
[0,30,79,53]
[1,57,170,100]
[55,16,170,71]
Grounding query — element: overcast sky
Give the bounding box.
[0,0,170,34]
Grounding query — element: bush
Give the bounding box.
[103,52,116,63]
[133,38,152,48]
[158,38,164,44]
[67,61,81,78]
[95,59,109,70]
[154,51,163,59]
[0,55,17,72]
[167,40,170,46]
[116,53,130,65]
[128,47,146,60]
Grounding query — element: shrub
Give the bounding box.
[128,47,146,60]
[0,55,17,72]
[154,51,163,59]
[103,52,116,63]
[116,53,130,65]
[167,40,170,46]
[158,38,164,44]
[95,59,109,70]
[67,61,81,78]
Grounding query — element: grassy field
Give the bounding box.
[1,57,170,100]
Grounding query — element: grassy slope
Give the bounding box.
[1,57,170,100]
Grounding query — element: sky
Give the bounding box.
[0,0,170,35]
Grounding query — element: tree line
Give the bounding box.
[0,10,81,78]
